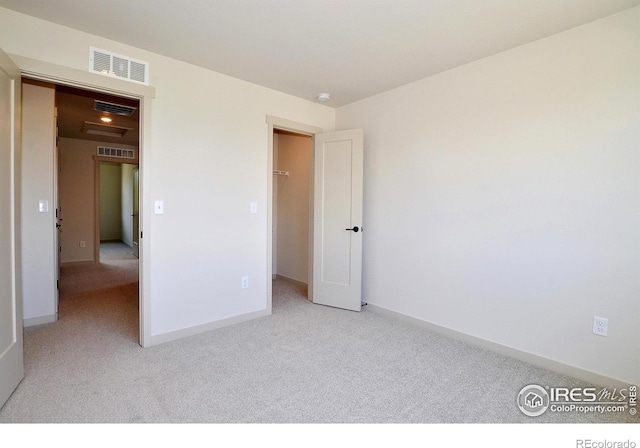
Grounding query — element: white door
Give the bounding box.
[312,129,363,311]
[0,48,24,408]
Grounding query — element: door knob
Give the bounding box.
[345,226,359,232]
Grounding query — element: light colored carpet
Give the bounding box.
[99,240,138,261]
[0,250,636,423]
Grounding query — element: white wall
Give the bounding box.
[21,83,56,323]
[274,132,312,284]
[99,162,122,241]
[0,7,335,340]
[337,8,640,384]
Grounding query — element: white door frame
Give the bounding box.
[266,115,322,313]
[12,54,155,347]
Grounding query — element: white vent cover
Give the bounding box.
[97,146,136,159]
[89,47,149,85]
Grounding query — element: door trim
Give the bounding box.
[266,115,322,313]
[13,55,154,347]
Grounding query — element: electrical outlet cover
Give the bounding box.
[593,316,608,337]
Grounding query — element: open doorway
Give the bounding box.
[98,161,139,262]
[272,129,313,298]
[267,116,322,314]
[54,83,141,341]
[20,61,152,346]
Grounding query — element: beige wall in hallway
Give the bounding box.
[59,138,138,263]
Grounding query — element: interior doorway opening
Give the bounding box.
[97,161,139,262]
[272,129,313,299]
[52,82,141,342]
[267,116,323,314]
[17,57,152,346]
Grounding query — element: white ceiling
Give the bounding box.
[1,0,639,107]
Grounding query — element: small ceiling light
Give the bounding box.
[316,93,331,102]
[100,116,112,123]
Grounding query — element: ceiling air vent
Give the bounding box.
[89,47,149,85]
[94,100,137,117]
[97,146,136,159]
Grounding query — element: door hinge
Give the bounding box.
[56,280,59,290]
[140,231,143,238]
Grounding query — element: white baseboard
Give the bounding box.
[274,274,307,290]
[60,260,95,267]
[366,303,631,389]
[148,308,271,347]
[23,313,57,327]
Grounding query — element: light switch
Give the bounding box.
[250,202,258,215]
[38,200,49,213]
[154,200,164,215]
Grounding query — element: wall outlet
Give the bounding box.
[79,241,86,248]
[241,276,249,289]
[593,316,608,337]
